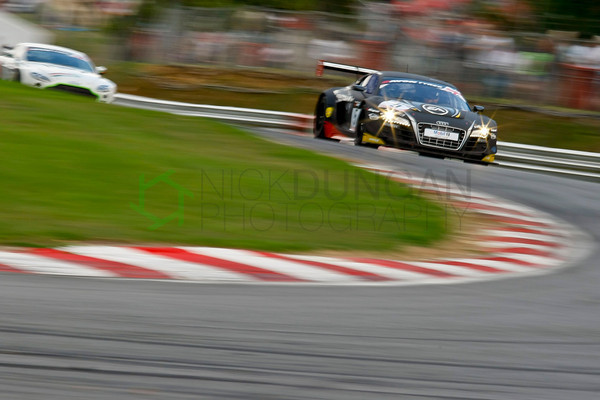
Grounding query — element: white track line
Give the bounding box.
[481,230,564,242]
[283,254,445,280]
[495,253,561,266]
[0,250,117,277]
[483,242,560,251]
[60,246,251,282]
[407,261,491,277]
[180,247,363,282]
[441,258,534,273]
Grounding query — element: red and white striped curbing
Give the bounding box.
[0,164,593,285]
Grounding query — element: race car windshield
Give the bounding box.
[26,49,95,73]
[379,79,470,111]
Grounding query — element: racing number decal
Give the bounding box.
[349,107,361,132]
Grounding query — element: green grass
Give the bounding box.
[0,81,449,251]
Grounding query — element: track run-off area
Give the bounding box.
[0,164,592,285]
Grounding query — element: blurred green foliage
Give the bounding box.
[176,0,356,13]
[469,0,600,35]
[531,0,600,36]
[122,0,357,18]
[104,0,600,38]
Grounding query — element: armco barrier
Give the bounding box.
[114,93,313,131]
[114,93,600,180]
[496,142,600,179]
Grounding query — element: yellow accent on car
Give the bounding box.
[363,133,385,145]
[325,107,333,118]
[482,154,495,163]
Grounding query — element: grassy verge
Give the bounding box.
[0,81,449,251]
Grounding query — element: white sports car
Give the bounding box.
[0,42,117,103]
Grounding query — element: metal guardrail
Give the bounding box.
[114,93,600,180]
[114,93,313,131]
[496,142,600,179]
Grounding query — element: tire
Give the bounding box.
[354,111,365,146]
[314,96,327,139]
[14,69,21,83]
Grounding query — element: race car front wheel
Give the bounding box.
[354,111,365,146]
[314,96,327,139]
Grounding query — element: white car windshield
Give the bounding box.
[379,79,470,111]
[26,48,95,73]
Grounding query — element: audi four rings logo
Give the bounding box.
[436,121,449,126]
[422,104,449,115]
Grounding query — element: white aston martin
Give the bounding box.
[0,42,117,103]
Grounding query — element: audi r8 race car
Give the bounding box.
[314,61,497,163]
[0,43,117,103]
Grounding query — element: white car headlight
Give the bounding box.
[382,109,411,127]
[31,72,51,82]
[96,84,111,93]
[470,125,497,138]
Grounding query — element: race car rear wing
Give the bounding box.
[316,60,379,77]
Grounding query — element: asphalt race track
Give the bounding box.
[1,128,599,399]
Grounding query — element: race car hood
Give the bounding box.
[374,99,495,131]
[28,63,116,91]
[378,99,464,119]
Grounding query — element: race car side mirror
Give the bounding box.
[473,105,485,113]
[96,66,107,75]
[351,84,366,92]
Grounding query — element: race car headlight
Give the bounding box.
[30,72,51,82]
[96,84,111,93]
[383,109,396,121]
[470,125,497,139]
[382,109,411,127]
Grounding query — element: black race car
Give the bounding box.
[314,61,497,163]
